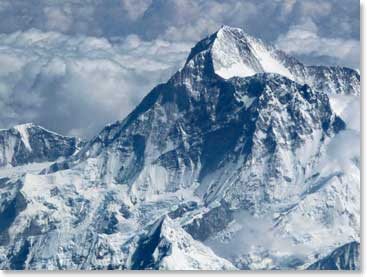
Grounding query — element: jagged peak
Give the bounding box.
[7,122,35,133]
[12,122,35,129]
[127,215,235,270]
[1,122,77,140]
[216,24,247,35]
[215,25,258,43]
[1,122,42,133]
[184,25,294,81]
[185,25,250,64]
[0,122,83,167]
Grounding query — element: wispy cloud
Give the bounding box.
[121,0,152,21]
[276,18,360,69]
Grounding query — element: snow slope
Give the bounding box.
[211,26,294,80]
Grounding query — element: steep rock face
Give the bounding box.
[124,216,235,270]
[46,27,357,211]
[0,26,360,270]
[65,50,344,212]
[292,65,359,96]
[0,123,81,167]
[307,241,360,270]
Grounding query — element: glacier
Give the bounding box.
[0,26,360,270]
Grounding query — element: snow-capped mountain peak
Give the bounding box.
[184,25,294,80]
[0,123,82,168]
[125,215,236,270]
[12,123,35,152]
[184,25,359,96]
[211,25,294,80]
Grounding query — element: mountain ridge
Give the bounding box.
[184,25,359,95]
[0,123,82,168]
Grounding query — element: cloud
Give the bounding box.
[329,95,360,132]
[0,29,190,138]
[326,130,360,166]
[318,93,360,173]
[0,1,359,51]
[299,1,332,17]
[146,0,258,42]
[276,18,360,68]
[206,211,310,268]
[121,0,152,21]
[278,0,296,18]
[43,4,73,33]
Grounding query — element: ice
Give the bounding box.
[13,123,33,152]
[211,26,293,80]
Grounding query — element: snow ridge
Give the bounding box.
[0,124,82,168]
[211,26,294,80]
[185,25,360,96]
[13,123,34,152]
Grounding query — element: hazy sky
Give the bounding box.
[0,0,360,138]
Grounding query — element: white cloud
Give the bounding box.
[277,0,296,18]
[206,211,311,268]
[121,0,152,20]
[320,94,360,173]
[160,0,258,42]
[329,95,360,132]
[300,1,332,17]
[321,128,360,175]
[43,4,73,32]
[0,29,191,138]
[276,18,360,68]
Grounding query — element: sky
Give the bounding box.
[0,0,360,138]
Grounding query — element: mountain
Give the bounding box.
[0,26,360,270]
[307,241,360,270]
[0,123,82,168]
[194,25,360,96]
[124,216,236,270]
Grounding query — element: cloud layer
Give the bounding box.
[0,29,190,137]
[0,1,359,48]
[276,18,359,68]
